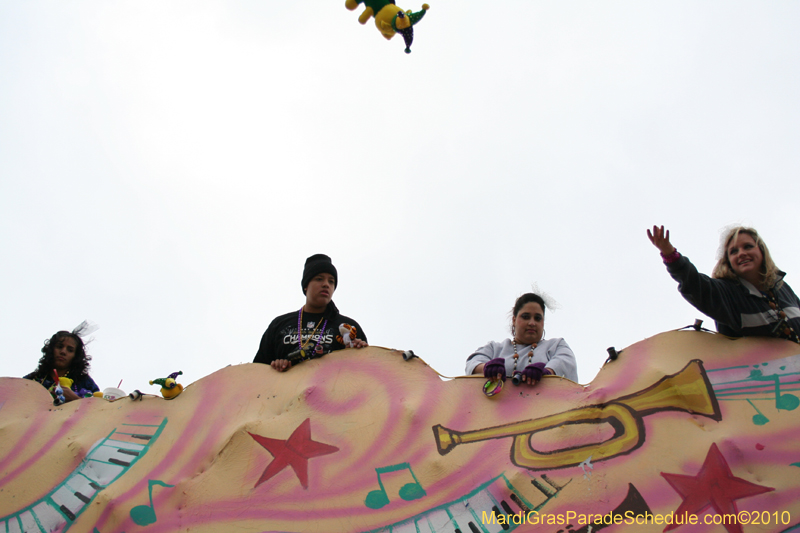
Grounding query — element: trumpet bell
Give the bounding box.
[617,359,721,420]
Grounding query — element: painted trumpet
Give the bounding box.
[433,359,721,471]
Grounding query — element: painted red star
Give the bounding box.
[661,443,773,533]
[249,418,339,489]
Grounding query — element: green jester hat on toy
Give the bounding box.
[345,0,430,53]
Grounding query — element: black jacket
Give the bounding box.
[254,301,367,365]
[666,255,800,341]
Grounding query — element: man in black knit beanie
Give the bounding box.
[254,254,368,371]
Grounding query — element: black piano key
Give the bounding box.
[492,505,510,530]
[509,493,531,514]
[118,448,140,457]
[531,478,555,498]
[75,492,91,503]
[60,505,76,521]
[500,500,514,515]
[542,474,564,491]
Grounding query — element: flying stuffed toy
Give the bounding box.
[345,0,430,53]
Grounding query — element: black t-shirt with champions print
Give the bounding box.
[253,302,367,366]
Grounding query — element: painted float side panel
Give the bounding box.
[1,331,799,532]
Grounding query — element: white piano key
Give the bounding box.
[7,517,22,533]
[88,443,137,466]
[31,501,67,532]
[76,459,124,486]
[462,489,506,533]
[64,474,98,502]
[103,439,145,453]
[419,508,458,532]
[386,519,420,533]
[16,511,38,533]
[51,484,87,519]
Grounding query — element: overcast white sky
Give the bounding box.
[2,1,799,393]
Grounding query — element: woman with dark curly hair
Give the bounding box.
[25,325,100,402]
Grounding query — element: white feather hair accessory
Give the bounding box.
[529,283,561,312]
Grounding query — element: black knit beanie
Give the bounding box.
[302,254,338,294]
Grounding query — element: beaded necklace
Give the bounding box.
[297,307,328,359]
[512,337,538,370]
[765,290,800,344]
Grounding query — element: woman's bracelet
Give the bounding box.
[660,249,681,264]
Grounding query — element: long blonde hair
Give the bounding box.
[712,226,781,289]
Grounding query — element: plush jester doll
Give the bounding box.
[345,0,430,53]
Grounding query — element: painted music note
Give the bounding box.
[747,399,769,425]
[130,479,174,526]
[364,463,426,509]
[709,355,800,425]
[750,369,800,411]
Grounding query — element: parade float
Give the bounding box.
[1,329,799,533]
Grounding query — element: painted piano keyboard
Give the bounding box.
[1,418,167,533]
[366,472,568,533]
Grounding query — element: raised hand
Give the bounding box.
[647,225,676,256]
